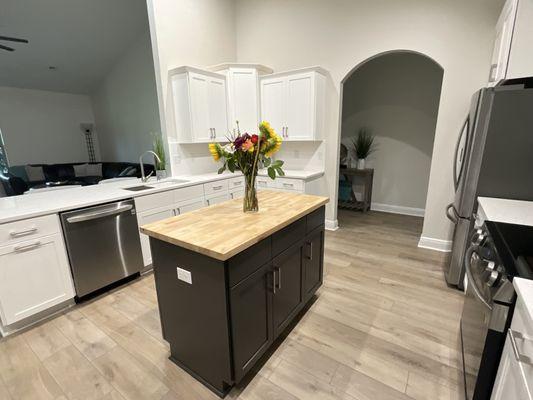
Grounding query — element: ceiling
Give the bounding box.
[0,0,150,94]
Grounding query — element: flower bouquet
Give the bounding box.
[208,121,285,212]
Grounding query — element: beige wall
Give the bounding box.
[235,0,503,241]
[91,30,160,163]
[146,0,236,172]
[341,52,443,212]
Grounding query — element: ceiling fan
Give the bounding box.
[0,35,29,52]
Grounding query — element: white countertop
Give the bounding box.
[478,197,533,227]
[514,277,533,325]
[0,169,324,224]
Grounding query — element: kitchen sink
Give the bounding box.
[123,179,189,192]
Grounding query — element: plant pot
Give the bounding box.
[356,159,366,170]
[243,173,259,213]
[156,169,167,180]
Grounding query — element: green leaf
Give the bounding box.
[267,167,276,179]
[276,167,285,176]
[263,157,271,167]
[227,158,236,173]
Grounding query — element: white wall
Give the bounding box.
[146,0,236,174]
[91,30,161,163]
[0,87,97,165]
[235,0,503,241]
[341,52,443,212]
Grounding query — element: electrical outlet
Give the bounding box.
[176,267,192,284]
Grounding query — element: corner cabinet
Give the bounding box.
[260,67,326,141]
[209,64,273,134]
[170,66,229,143]
[488,0,533,85]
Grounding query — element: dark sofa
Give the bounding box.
[1,162,154,196]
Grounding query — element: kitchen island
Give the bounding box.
[140,190,328,397]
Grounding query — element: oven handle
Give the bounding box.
[465,245,493,310]
[66,204,133,223]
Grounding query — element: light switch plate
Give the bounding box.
[176,267,192,284]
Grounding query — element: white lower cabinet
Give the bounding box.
[175,197,205,215]
[491,334,531,399]
[0,232,75,325]
[137,205,175,266]
[206,193,231,206]
[230,190,245,199]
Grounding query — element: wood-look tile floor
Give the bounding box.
[0,210,465,400]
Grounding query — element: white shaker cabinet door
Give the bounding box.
[229,68,260,134]
[137,206,175,266]
[285,73,314,140]
[0,234,75,325]
[189,72,212,142]
[261,77,286,136]
[208,77,229,141]
[491,333,532,400]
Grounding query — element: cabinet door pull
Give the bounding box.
[272,269,277,294]
[276,267,282,290]
[307,241,313,260]
[14,241,42,252]
[10,227,38,237]
[213,128,216,138]
[285,126,289,138]
[283,183,294,188]
[213,185,223,190]
[509,329,533,366]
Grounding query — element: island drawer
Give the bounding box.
[0,214,61,246]
[272,218,306,256]
[228,238,271,287]
[306,207,325,233]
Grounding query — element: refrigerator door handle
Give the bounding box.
[453,117,470,191]
[445,203,459,224]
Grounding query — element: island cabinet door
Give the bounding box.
[272,241,304,338]
[230,263,273,382]
[303,227,324,301]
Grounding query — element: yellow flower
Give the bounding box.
[265,133,282,157]
[259,121,276,139]
[208,143,221,161]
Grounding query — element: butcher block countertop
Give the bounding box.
[140,190,329,261]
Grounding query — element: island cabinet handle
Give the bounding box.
[278,267,282,290]
[272,269,277,294]
[306,241,313,260]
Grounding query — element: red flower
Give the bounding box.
[251,134,258,144]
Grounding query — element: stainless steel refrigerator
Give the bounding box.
[445,84,533,288]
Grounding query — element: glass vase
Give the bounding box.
[243,173,259,212]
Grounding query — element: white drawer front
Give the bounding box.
[228,176,245,191]
[256,176,276,189]
[176,197,205,215]
[0,214,61,246]
[276,178,304,192]
[134,190,174,212]
[173,184,204,202]
[204,179,229,196]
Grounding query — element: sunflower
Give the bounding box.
[208,143,223,161]
[259,121,276,140]
[263,132,283,157]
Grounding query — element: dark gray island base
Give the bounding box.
[149,206,325,397]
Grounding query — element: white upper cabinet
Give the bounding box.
[209,64,273,135]
[489,0,533,85]
[260,67,326,141]
[170,66,229,143]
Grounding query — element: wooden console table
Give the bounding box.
[338,168,374,212]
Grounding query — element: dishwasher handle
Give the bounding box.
[66,204,133,224]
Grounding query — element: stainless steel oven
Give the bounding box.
[60,199,143,298]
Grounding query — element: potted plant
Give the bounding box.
[208,121,284,212]
[351,128,376,169]
[152,132,167,179]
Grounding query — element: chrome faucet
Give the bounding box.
[139,150,162,183]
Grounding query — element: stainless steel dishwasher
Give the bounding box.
[60,199,143,298]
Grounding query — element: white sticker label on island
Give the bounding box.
[177,267,192,284]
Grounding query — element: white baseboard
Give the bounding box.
[371,203,425,217]
[325,219,338,231]
[418,236,452,252]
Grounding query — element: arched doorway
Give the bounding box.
[336,50,443,227]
